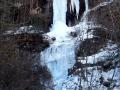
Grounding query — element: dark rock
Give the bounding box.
[91,27,120,42]
[70,31,77,37]
[0,0,53,32]
[99,76,116,88]
[51,37,56,41]
[77,37,106,57]
[31,64,51,80]
[0,33,52,90]
[91,27,110,39]
[102,61,113,72]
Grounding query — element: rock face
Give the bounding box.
[0,33,53,90]
[76,0,120,58]
[0,0,53,32]
[77,37,106,57]
[0,0,87,32]
[89,0,103,9]
[88,0,120,32]
[15,33,49,52]
[4,26,53,52]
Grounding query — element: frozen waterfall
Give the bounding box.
[53,0,67,24]
[40,0,87,89]
[40,0,88,89]
[40,0,77,89]
[40,0,120,90]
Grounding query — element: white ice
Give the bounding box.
[53,0,67,24]
[70,0,80,18]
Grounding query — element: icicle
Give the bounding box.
[85,0,89,11]
[70,0,80,19]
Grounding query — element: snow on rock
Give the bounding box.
[79,41,118,64]
[4,25,44,35]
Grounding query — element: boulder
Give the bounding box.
[77,36,106,57]
[0,34,53,90]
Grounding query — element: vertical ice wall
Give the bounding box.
[53,0,67,24]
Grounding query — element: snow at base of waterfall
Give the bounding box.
[48,21,76,43]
